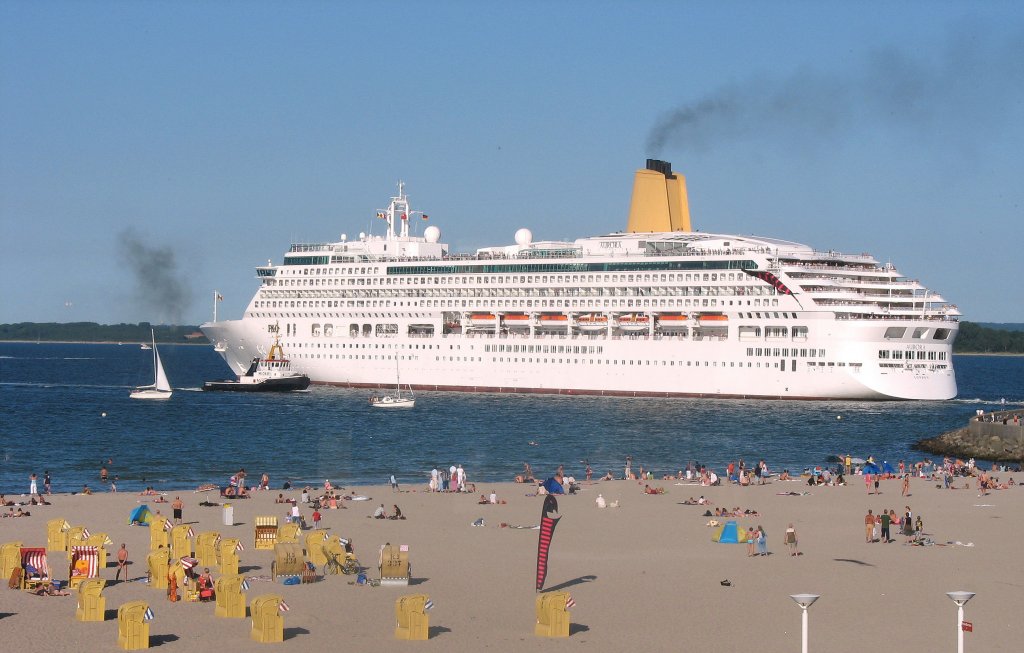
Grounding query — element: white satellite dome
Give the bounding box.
[424,225,441,243]
[340,233,347,242]
[359,231,366,240]
[514,228,533,247]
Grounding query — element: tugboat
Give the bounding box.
[203,334,309,392]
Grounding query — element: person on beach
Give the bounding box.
[44,471,51,495]
[373,504,386,519]
[110,476,118,493]
[879,509,891,543]
[30,472,38,495]
[312,509,321,529]
[100,466,108,482]
[172,497,183,525]
[865,509,876,543]
[115,543,129,582]
[625,455,633,481]
[746,528,757,556]
[389,505,404,520]
[260,473,269,490]
[756,525,768,556]
[785,524,800,555]
[390,474,399,492]
[901,474,910,497]
[167,565,178,602]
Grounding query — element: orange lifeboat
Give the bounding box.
[577,314,609,332]
[656,314,689,330]
[617,314,650,332]
[469,313,497,327]
[698,313,728,322]
[503,314,531,327]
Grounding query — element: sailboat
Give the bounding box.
[130,330,173,400]
[369,362,415,409]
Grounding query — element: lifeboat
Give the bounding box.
[698,313,728,322]
[469,313,497,327]
[577,314,609,332]
[503,313,531,327]
[539,314,569,323]
[616,314,650,332]
[656,314,689,331]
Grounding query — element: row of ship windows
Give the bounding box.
[285,352,861,371]
[251,297,784,313]
[260,285,780,299]
[878,350,947,360]
[746,348,826,358]
[275,268,753,285]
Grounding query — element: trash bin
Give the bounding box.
[223,504,233,527]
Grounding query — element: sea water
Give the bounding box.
[0,342,1021,494]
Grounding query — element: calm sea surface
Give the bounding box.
[1,343,1021,495]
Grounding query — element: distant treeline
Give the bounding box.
[955,322,1024,354]
[0,322,206,343]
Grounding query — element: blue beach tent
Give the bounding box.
[881,461,896,475]
[129,504,153,526]
[862,462,881,475]
[714,520,741,543]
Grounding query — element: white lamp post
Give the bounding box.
[946,591,975,653]
[790,593,820,653]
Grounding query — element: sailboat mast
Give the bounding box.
[151,329,158,385]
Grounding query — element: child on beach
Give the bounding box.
[312,509,321,529]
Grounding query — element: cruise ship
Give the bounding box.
[201,160,959,400]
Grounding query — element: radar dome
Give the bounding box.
[515,228,533,246]
[359,231,366,240]
[340,233,347,242]
[424,225,441,243]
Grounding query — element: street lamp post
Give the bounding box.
[946,591,975,653]
[790,594,820,653]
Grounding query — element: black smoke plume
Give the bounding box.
[116,229,192,324]
[647,28,1024,156]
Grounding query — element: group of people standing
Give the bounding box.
[428,464,472,493]
[864,505,921,543]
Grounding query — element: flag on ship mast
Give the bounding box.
[376,212,386,219]
[216,293,223,301]
[535,494,561,592]
[421,214,429,221]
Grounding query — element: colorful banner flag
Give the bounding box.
[186,526,195,538]
[82,528,91,539]
[424,599,434,611]
[216,293,223,301]
[421,214,429,221]
[143,607,155,622]
[535,494,561,592]
[278,600,290,612]
[565,594,576,609]
[376,212,386,220]
[240,579,250,591]
[235,541,245,552]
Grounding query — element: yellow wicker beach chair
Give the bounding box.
[75,578,106,622]
[46,518,70,552]
[146,549,170,591]
[195,531,220,568]
[214,574,247,619]
[254,516,277,550]
[117,600,150,650]
[535,591,571,638]
[250,594,285,643]
[379,543,410,586]
[218,538,240,576]
[395,594,430,640]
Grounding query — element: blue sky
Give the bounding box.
[2,1,1022,324]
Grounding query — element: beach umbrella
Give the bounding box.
[535,494,560,592]
[851,457,866,465]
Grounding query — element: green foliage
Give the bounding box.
[0,322,205,343]
[954,322,1024,354]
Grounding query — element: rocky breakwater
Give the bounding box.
[915,409,1024,462]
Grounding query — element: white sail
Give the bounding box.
[154,347,171,392]
[130,329,172,400]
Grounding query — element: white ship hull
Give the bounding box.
[202,317,956,400]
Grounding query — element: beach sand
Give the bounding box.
[1,475,1022,651]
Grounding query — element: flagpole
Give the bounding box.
[213,290,219,323]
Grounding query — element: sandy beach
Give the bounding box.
[2,473,1022,651]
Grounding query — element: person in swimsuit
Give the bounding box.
[785,524,799,555]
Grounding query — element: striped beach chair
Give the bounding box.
[20,547,49,590]
[68,545,98,589]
